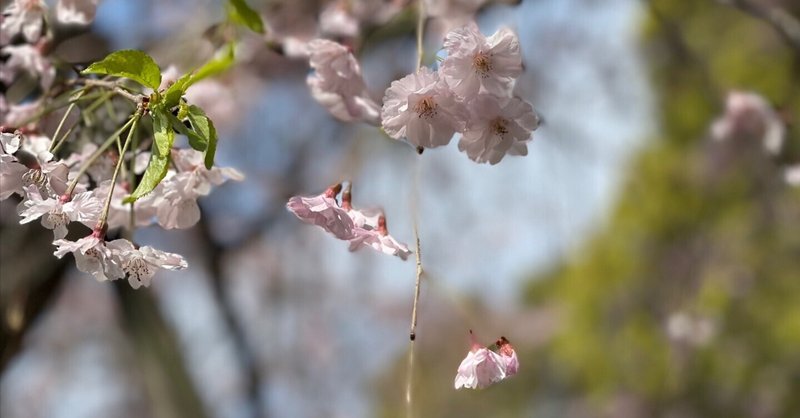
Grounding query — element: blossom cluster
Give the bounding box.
[286,182,411,260]
[454,331,519,390]
[2,130,242,288]
[305,22,539,165]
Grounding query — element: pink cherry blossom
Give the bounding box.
[287,184,356,240]
[53,234,124,282]
[0,132,21,154]
[19,185,102,238]
[454,332,507,390]
[306,39,381,124]
[496,336,519,377]
[440,22,522,98]
[92,180,157,230]
[0,134,69,200]
[347,214,411,260]
[711,91,785,155]
[105,239,188,289]
[381,67,467,149]
[0,0,46,45]
[785,164,800,187]
[458,94,539,164]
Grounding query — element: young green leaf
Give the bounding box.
[125,107,174,202]
[190,43,236,84]
[227,0,264,34]
[168,111,207,151]
[186,105,218,169]
[162,73,193,109]
[82,50,162,90]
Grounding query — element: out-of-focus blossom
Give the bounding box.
[711,91,785,155]
[0,0,46,45]
[454,332,507,390]
[307,39,381,124]
[106,239,187,289]
[0,131,21,154]
[53,234,124,282]
[92,180,157,230]
[0,132,68,200]
[0,99,41,126]
[287,183,357,240]
[0,44,56,92]
[785,165,800,187]
[381,67,466,148]
[667,312,717,347]
[458,94,538,164]
[63,142,116,184]
[496,336,518,377]
[55,0,100,26]
[151,149,244,229]
[319,2,359,38]
[18,185,101,238]
[426,0,488,32]
[440,22,522,98]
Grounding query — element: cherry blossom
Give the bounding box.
[496,336,519,377]
[440,22,522,98]
[381,67,467,148]
[92,180,157,230]
[347,214,411,260]
[458,94,538,164]
[785,165,800,187]
[55,0,99,26]
[151,149,244,229]
[0,0,46,45]
[286,184,356,240]
[0,44,56,92]
[306,39,381,124]
[1,131,21,154]
[454,331,507,390]
[105,239,188,289]
[18,185,101,238]
[53,234,124,282]
[711,91,785,155]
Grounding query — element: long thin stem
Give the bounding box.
[98,113,141,226]
[415,0,425,71]
[49,95,82,152]
[65,116,136,196]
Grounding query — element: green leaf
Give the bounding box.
[227,0,264,34]
[167,111,206,151]
[190,43,235,84]
[186,105,218,169]
[82,50,162,89]
[124,107,174,202]
[162,73,193,109]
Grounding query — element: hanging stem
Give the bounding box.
[415,0,425,71]
[65,116,136,196]
[98,112,141,227]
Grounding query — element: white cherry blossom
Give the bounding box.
[711,91,785,155]
[440,22,522,98]
[0,0,46,45]
[55,0,99,26]
[106,239,188,289]
[458,94,538,164]
[381,67,467,148]
[454,344,506,389]
[53,234,124,282]
[18,185,101,238]
[306,39,381,124]
[0,44,56,92]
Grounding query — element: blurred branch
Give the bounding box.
[719,0,800,53]
[113,282,211,418]
[196,217,268,418]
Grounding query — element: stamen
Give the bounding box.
[472,51,493,78]
[490,118,509,137]
[413,96,438,119]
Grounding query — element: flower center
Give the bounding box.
[490,117,509,137]
[124,257,153,285]
[472,51,493,78]
[413,96,438,119]
[22,168,48,194]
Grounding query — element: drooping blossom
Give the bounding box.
[381,67,467,148]
[92,180,157,230]
[150,149,244,229]
[458,94,538,164]
[711,91,785,155]
[0,44,56,92]
[18,185,102,238]
[454,331,507,390]
[347,214,411,260]
[440,22,522,98]
[0,0,46,45]
[55,0,100,26]
[287,183,356,240]
[495,336,519,377]
[105,239,187,289]
[53,234,124,282]
[306,39,381,125]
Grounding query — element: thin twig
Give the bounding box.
[720,0,800,53]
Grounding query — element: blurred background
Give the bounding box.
[2,0,800,417]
